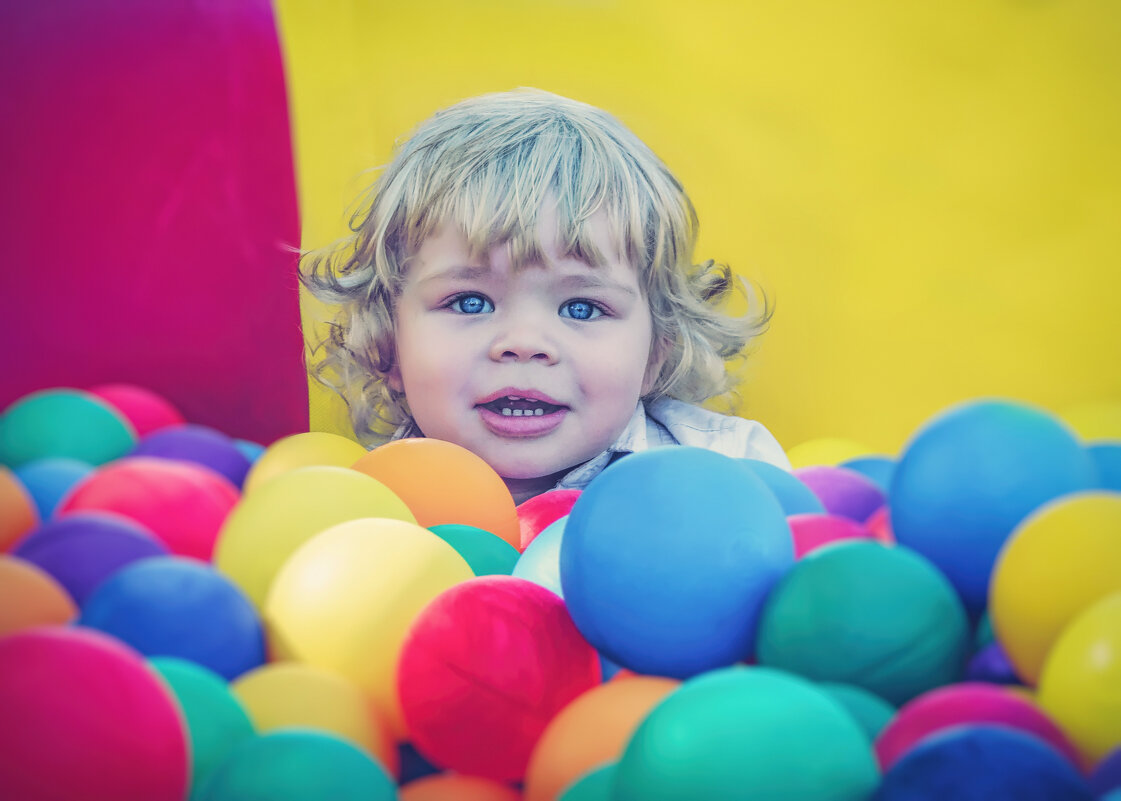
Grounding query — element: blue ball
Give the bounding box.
[889,400,1098,616]
[560,447,794,678]
[512,515,567,598]
[739,458,825,516]
[1088,442,1121,492]
[234,438,267,464]
[840,455,896,493]
[13,457,94,519]
[873,725,1094,801]
[79,556,265,680]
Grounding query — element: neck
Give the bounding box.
[504,470,569,505]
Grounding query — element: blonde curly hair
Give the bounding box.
[301,88,771,446]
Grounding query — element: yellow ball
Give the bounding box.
[1060,400,1121,441]
[231,662,398,778]
[1038,592,1121,767]
[990,492,1121,685]
[785,437,874,469]
[214,465,415,607]
[242,432,369,495]
[264,517,473,739]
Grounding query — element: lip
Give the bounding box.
[475,387,567,406]
[478,405,568,438]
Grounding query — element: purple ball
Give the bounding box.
[130,424,252,487]
[964,641,1020,685]
[12,511,169,604]
[794,465,886,523]
[1091,748,1121,798]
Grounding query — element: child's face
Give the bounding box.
[388,208,664,499]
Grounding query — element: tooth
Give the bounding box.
[534,408,544,416]
[501,408,512,416]
[509,396,522,401]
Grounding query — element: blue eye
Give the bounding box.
[451,293,493,314]
[560,300,602,320]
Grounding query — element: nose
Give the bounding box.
[487,312,559,365]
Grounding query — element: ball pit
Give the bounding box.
[0,626,189,801]
[88,382,186,437]
[241,430,369,493]
[0,388,137,468]
[13,511,169,604]
[12,456,94,519]
[398,576,602,782]
[0,555,77,635]
[561,447,793,678]
[131,423,253,487]
[794,464,886,522]
[756,541,970,705]
[740,457,826,516]
[889,399,1099,616]
[58,456,240,560]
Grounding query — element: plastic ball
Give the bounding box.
[1089,442,1121,491]
[214,465,415,607]
[795,465,886,522]
[517,488,581,549]
[817,682,897,742]
[429,523,520,577]
[990,492,1121,685]
[756,541,970,706]
[241,431,368,494]
[1038,592,1121,766]
[400,773,522,801]
[787,513,877,559]
[398,576,601,782]
[0,626,189,801]
[0,555,77,635]
[131,424,252,487]
[561,447,793,678]
[965,641,1020,685]
[194,729,396,801]
[840,455,896,492]
[58,456,240,560]
[864,504,895,543]
[786,437,874,468]
[873,726,1094,801]
[13,457,94,519]
[889,399,1099,616]
[0,466,38,551]
[740,457,826,516]
[524,675,678,801]
[149,657,257,798]
[1091,748,1121,798]
[231,662,398,778]
[265,517,473,738]
[233,438,266,464]
[559,764,616,801]
[352,438,520,549]
[13,512,168,604]
[512,515,567,597]
[0,388,137,468]
[79,556,266,681]
[874,682,1080,771]
[88,382,186,436]
[613,666,879,801]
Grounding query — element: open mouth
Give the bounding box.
[479,396,566,417]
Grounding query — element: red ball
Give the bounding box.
[517,489,581,550]
[864,505,895,544]
[0,626,189,801]
[58,457,239,560]
[88,383,186,437]
[398,576,601,782]
[787,513,876,559]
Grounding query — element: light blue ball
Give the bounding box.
[1088,442,1121,491]
[13,457,94,519]
[511,516,567,598]
[889,399,1098,616]
[560,447,794,679]
[740,458,825,516]
[840,455,896,493]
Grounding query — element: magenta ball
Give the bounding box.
[88,383,185,437]
[0,626,189,801]
[874,682,1081,772]
[398,576,601,782]
[130,424,252,488]
[787,513,875,559]
[794,465,885,523]
[57,457,239,560]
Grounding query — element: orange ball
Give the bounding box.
[399,773,521,801]
[523,675,679,801]
[0,555,77,635]
[0,467,37,552]
[351,439,520,550]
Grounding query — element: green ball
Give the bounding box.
[428,523,520,576]
[756,541,969,706]
[559,763,617,800]
[613,666,879,801]
[149,657,256,800]
[0,389,136,468]
[816,682,896,742]
[195,729,396,801]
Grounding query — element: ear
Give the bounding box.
[641,335,671,396]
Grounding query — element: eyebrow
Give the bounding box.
[554,273,639,297]
[416,264,638,297]
[416,265,492,285]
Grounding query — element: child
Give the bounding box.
[301,88,790,503]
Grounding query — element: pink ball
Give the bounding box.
[787,513,876,559]
[794,466,886,523]
[875,682,1081,771]
[58,457,239,560]
[517,489,581,550]
[398,576,601,782]
[0,626,189,801]
[88,383,186,437]
[864,505,895,544]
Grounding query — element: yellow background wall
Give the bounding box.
[276,0,1121,455]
